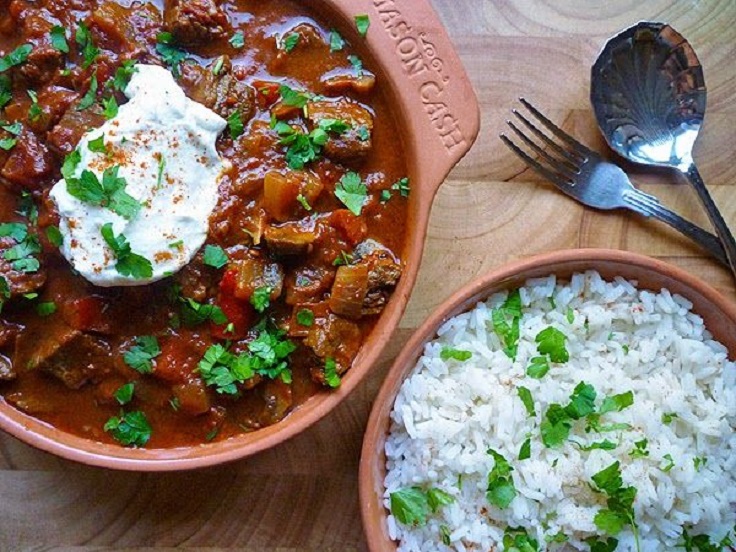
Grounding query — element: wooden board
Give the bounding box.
[2,1,735,550]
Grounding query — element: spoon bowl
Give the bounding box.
[591,21,736,277]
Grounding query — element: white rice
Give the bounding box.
[384,271,736,551]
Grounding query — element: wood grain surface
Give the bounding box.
[2,1,735,550]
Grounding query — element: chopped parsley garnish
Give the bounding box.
[491,289,522,359]
[348,54,363,76]
[114,382,135,405]
[198,324,296,393]
[102,96,118,119]
[27,90,42,122]
[329,29,345,52]
[517,386,535,417]
[389,486,454,527]
[693,456,708,472]
[1,223,41,273]
[591,461,640,549]
[574,439,618,452]
[380,190,391,203]
[661,453,675,473]
[0,120,19,150]
[203,244,228,269]
[526,356,550,379]
[227,110,244,139]
[100,223,153,279]
[677,528,732,551]
[585,537,619,552]
[0,222,27,242]
[0,276,9,313]
[0,75,11,108]
[324,357,341,388]
[75,23,99,68]
[486,448,517,509]
[88,135,107,154]
[333,250,353,266]
[250,286,272,313]
[296,193,312,211]
[296,308,314,327]
[123,336,161,374]
[50,25,69,53]
[662,412,678,424]
[229,30,245,49]
[518,437,531,460]
[112,60,137,91]
[77,71,98,110]
[566,306,575,323]
[356,125,370,141]
[35,301,56,317]
[355,14,370,37]
[600,391,634,414]
[180,297,228,326]
[155,32,187,77]
[155,155,166,189]
[278,84,310,108]
[535,326,569,363]
[0,44,32,73]
[335,171,367,215]
[104,410,152,447]
[318,118,351,134]
[629,438,649,458]
[503,527,540,552]
[66,164,140,220]
[440,347,472,361]
[282,33,300,52]
[391,177,410,198]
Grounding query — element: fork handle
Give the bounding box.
[622,188,729,267]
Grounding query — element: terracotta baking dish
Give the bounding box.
[0,0,479,470]
[359,249,736,550]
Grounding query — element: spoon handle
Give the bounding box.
[683,163,736,276]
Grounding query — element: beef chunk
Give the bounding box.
[1,129,55,189]
[264,221,317,256]
[322,71,376,95]
[328,264,368,320]
[9,12,65,86]
[180,57,255,122]
[14,322,109,389]
[353,240,401,315]
[163,0,229,46]
[47,105,106,156]
[231,254,284,302]
[174,253,218,303]
[284,266,334,305]
[0,236,46,297]
[307,99,373,163]
[89,1,162,54]
[304,313,361,383]
[262,170,323,223]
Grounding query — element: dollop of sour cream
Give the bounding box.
[50,64,228,287]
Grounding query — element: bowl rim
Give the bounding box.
[359,248,736,551]
[0,0,480,470]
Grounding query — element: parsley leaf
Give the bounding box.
[661,453,675,473]
[0,222,28,242]
[229,30,245,49]
[102,96,118,119]
[486,449,517,509]
[123,336,161,374]
[590,461,640,547]
[100,223,152,279]
[155,32,187,77]
[574,439,618,452]
[278,84,310,108]
[518,437,531,460]
[355,14,370,37]
[27,90,42,122]
[227,109,244,139]
[335,171,367,215]
[390,487,429,527]
[35,301,56,317]
[491,289,522,359]
[0,275,9,312]
[50,26,69,53]
[104,410,152,447]
[329,29,345,52]
[296,308,314,327]
[75,23,98,69]
[662,412,678,424]
[391,177,410,198]
[114,382,135,405]
[503,527,540,552]
[0,75,11,109]
[526,355,550,379]
[282,33,300,52]
[535,326,569,363]
[180,297,228,326]
[440,347,472,361]
[585,537,619,552]
[629,438,649,459]
[112,60,137,91]
[67,165,140,220]
[517,386,535,417]
[600,391,634,414]
[348,54,363,76]
[88,135,106,154]
[565,382,597,419]
[0,44,32,73]
[77,71,98,110]
[198,344,248,395]
[203,244,228,269]
[250,286,271,313]
[324,357,341,388]
[45,225,63,247]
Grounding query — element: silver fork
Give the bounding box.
[500,98,728,268]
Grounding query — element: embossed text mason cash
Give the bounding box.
[373,0,468,153]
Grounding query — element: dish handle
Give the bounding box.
[323,0,481,198]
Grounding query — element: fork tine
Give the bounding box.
[512,109,584,167]
[506,119,577,179]
[500,133,573,189]
[519,97,596,158]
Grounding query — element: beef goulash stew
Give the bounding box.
[0,0,409,448]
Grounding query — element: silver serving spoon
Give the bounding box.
[590,21,736,277]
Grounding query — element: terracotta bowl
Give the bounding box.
[359,248,736,550]
[0,0,479,470]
